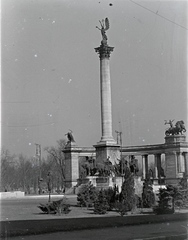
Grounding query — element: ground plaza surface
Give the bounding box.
[0,194,188,239]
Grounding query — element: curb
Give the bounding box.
[1,212,187,238]
[134,233,188,240]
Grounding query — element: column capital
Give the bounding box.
[95,43,114,59]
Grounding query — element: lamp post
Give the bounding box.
[47,171,52,203]
[119,131,125,182]
[115,130,124,183]
[35,143,42,194]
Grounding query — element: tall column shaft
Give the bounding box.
[100,57,113,141]
[95,43,115,144]
[94,43,119,165]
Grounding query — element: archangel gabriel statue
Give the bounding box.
[96,18,110,45]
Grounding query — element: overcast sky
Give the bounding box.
[2,0,188,158]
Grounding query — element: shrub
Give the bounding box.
[38,197,71,215]
[114,168,136,216]
[103,185,119,210]
[135,194,142,208]
[77,182,98,208]
[142,179,155,208]
[94,189,109,214]
[175,175,188,209]
[119,167,136,212]
[153,185,175,214]
[114,200,128,216]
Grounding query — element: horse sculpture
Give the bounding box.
[175,120,186,134]
[165,120,186,136]
[113,156,139,176]
[80,157,116,177]
[80,155,140,178]
[95,160,115,177]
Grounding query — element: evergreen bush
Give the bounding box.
[94,189,109,214]
[114,200,128,216]
[38,197,71,215]
[103,185,119,210]
[175,174,188,209]
[153,185,175,214]
[77,182,98,208]
[135,194,142,208]
[142,178,155,208]
[115,167,136,216]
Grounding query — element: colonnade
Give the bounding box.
[141,154,163,182]
[125,150,188,185]
[63,136,188,188]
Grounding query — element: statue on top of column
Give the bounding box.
[96,18,110,45]
[65,129,75,143]
[164,120,186,136]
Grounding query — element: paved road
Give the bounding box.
[9,221,188,240]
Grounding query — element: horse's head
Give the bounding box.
[176,120,185,127]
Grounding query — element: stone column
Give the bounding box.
[154,154,161,184]
[94,43,120,165]
[183,152,188,178]
[177,152,185,173]
[142,155,148,179]
[95,43,115,143]
[154,155,158,179]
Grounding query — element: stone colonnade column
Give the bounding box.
[154,154,161,178]
[142,155,148,179]
[154,154,162,184]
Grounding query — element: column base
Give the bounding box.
[94,141,120,165]
[97,139,117,146]
[99,135,117,144]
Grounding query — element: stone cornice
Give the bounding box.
[121,142,188,155]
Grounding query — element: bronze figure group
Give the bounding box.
[165,120,186,136]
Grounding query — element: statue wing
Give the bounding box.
[105,18,110,31]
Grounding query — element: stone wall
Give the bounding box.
[0,191,25,199]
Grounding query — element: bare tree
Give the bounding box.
[0,149,18,191]
[44,139,67,190]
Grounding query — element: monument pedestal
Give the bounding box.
[64,142,80,188]
[165,135,186,144]
[165,135,186,185]
[94,141,120,165]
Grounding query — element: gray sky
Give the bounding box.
[2,0,188,158]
